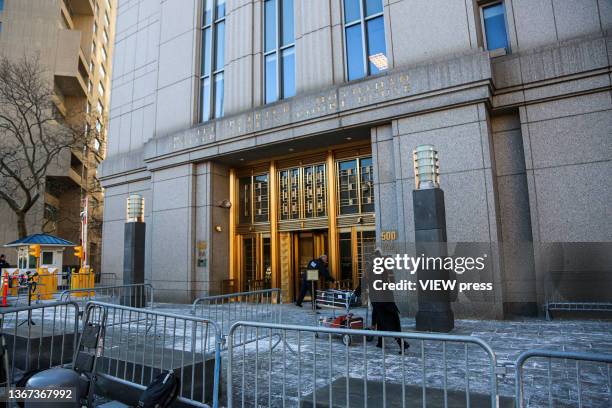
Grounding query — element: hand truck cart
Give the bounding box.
[315,289,372,346]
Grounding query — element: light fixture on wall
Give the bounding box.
[413,145,440,190]
[215,225,223,232]
[216,199,232,209]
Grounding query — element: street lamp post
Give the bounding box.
[123,194,146,307]
[412,145,454,332]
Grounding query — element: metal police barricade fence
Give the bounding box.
[60,283,154,309]
[227,321,499,408]
[86,301,222,408]
[515,349,612,408]
[191,289,282,343]
[0,301,80,383]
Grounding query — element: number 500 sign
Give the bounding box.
[380,230,396,241]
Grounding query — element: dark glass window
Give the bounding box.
[279,164,326,220]
[482,2,509,51]
[338,160,359,214]
[200,0,225,122]
[343,0,387,81]
[264,0,295,103]
[239,177,251,224]
[360,157,374,213]
[338,156,375,215]
[42,252,54,265]
[239,173,270,224]
[253,174,269,222]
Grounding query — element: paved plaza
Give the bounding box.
[153,302,612,407]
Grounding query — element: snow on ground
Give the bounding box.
[1,299,611,407]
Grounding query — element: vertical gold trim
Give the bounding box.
[229,169,237,286]
[351,227,359,285]
[269,161,279,291]
[326,150,339,280]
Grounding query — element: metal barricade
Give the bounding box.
[227,321,498,408]
[191,289,282,339]
[515,349,612,408]
[60,283,154,309]
[87,301,222,408]
[0,301,80,383]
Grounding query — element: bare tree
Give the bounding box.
[0,55,86,238]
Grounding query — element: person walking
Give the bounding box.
[295,254,334,307]
[369,248,409,353]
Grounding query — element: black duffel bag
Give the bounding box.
[138,371,180,408]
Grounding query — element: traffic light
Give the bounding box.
[74,246,83,260]
[29,244,41,259]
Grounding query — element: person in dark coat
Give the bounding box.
[295,254,334,307]
[370,248,409,352]
[0,254,9,271]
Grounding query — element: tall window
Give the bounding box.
[481,2,509,52]
[337,156,374,215]
[264,0,295,104]
[200,0,226,122]
[239,173,270,224]
[343,0,387,81]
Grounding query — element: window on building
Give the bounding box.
[98,82,104,97]
[93,138,101,151]
[238,172,269,224]
[101,46,107,62]
[481,1,509,52]
[199,0,226,122]
[93,22,98,34]
[106,0,111,9]
[337,156,374,215]
[103,28,109,44]
[96,119,102,133]
[104,11,110,27]
[42,252,54,265]
[343,0,387,81]
[278,163,327,220]
[264,0,295,104]
[96,100,103,115]
[0,0,5,11]
[88,80,93,93]
[99,64,106,79]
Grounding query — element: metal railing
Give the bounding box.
[516,349,612,408]
[60,283,154,309]
[87,301,222,408]
[227,321,498,408]
[0,301,80,383]
[191,289,282,340]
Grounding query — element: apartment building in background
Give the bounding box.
[0,0,117,273]
[100,0,612,317]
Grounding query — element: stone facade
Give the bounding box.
[100,0,612,316]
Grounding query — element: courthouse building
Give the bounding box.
[100,0,612,317]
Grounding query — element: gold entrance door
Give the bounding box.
[338,228,376,290]
[291,230,328,301]
[239,234,272,292]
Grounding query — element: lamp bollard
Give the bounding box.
[412,145,454,332]
[123,194,146,307]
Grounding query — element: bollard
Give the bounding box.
[0,271,10,307]
[36,267,55,300]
